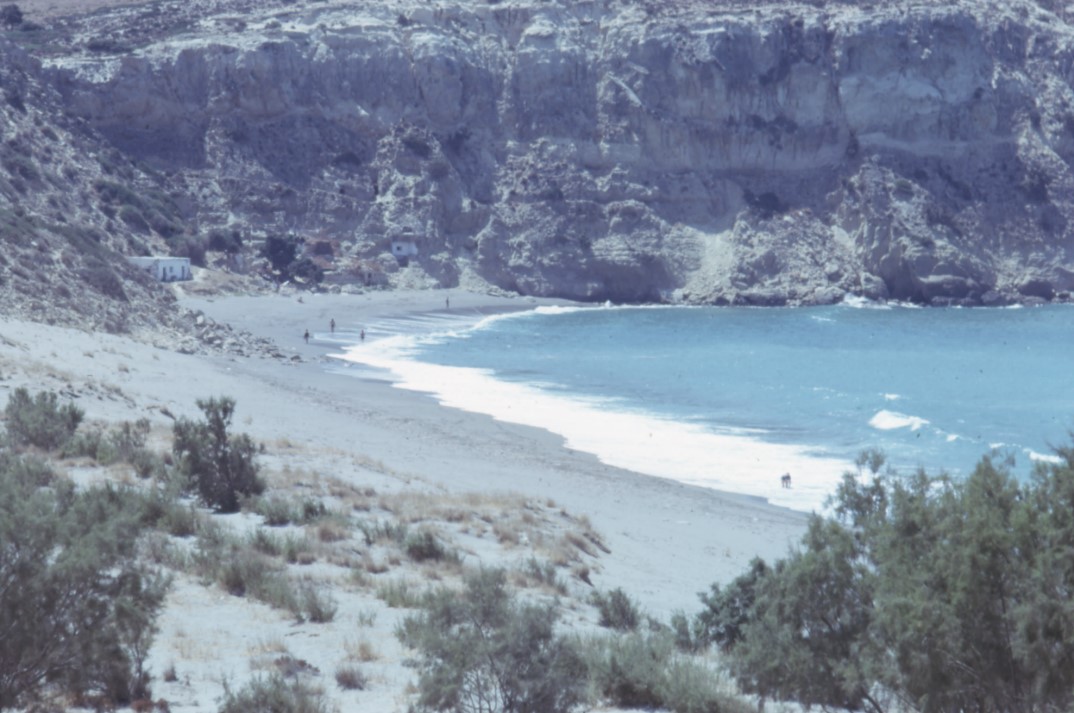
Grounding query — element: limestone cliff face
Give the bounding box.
[40,0,1074,304]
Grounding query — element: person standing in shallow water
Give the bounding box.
[330,318,335,334]
[360,329,365,342]
[445,296,450,310]
[303,329,309,344]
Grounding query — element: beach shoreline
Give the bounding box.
[179,289,809,615]
[0,286,814,710]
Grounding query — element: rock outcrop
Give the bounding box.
[26,0,1074,304]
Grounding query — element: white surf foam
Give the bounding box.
[869,410,930,431]
[1027,449,1062,464]
[336,331,852,513]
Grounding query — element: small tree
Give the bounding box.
[0,4,23,29]
[0,456,168,708]
[261,234,301,283]
[397,568,587,713]
[695,557,769,650]
[3,387,83,450]
[172,397,262,513]
[709,446,1074,713]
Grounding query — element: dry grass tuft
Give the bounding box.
[345,638,379,662]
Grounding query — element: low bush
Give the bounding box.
[299,582,338,623]
[397,568,586,713]
[3,387,83,450]
[218,675,330,713]
[581,631,751,713]
[191,522,301,617]
[255,496,297,526]
[591,587,641,632]
[404,529,456,563]
[334,665,367,691]
[0,460,169,709]
[520,557,566,595]
[376,579,422,609]
[358,518,408,546]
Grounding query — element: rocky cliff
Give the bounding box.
[23,0,1074,305]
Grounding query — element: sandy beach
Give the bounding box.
[179,290,809,611]
[0,287,809,711]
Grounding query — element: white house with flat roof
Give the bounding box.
[127,256,192,282]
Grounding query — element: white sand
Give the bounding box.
[178,290,809,609]
[0,288,809,712]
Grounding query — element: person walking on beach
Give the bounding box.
[303,329,309,344]
[330,318,335,334]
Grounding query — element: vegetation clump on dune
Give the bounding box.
[702,448,1074,712]
[0,390,168,710]
[11,380,1074,713]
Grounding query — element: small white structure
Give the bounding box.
[390,239,419,266]
[391,240,418,259]
[127,256,192,282]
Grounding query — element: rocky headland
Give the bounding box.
[4,0,1074,317]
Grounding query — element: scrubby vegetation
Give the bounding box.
[701,447,1074,712]
[397,568,587,713]
[218,674,330,713]
[0,390,168,710]
[3,386,83,450]
[580,630,751,713]
[172,396,264,513]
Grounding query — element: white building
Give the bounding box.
[127,256,193,282]
[390,240,418,259]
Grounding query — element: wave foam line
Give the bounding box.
[870,410,930,431]
[338,341,852,513]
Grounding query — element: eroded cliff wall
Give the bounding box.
[39,0,1074,304]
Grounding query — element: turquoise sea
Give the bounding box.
[334,300,1074,512]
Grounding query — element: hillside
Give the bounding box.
[6,0,1074,319]
[3,0,1073,307]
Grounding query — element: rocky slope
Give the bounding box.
[11,0,1074,305]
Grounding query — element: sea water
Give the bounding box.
[333,301,1074,512]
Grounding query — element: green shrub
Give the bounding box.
[248,527,285,557]
[376,579,421,609]
[61,425,108,460]
[255,496,297,526]
[299,582,337,623]
[334,665,367,691]
[404,529,455,563]
[358,518,408,546]
[218,674,330,713]
[172,397,263,513]
[297,498,328,524]
[581,630,749,713]
[5,453,55,487]
[669,610,699,653]
[0,460,168,708]
[695,558,769,650]
[129,447,164,479]
[591,587,640,632]
[109,418,150,460]
[709,447,1074,712]
[521,557,567,595]
[397,568,586,713]
[1,4,24,29]
[191,523,304,617]
[118,204,149,232]
[3,387,83,450]
[582,632,668,709]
